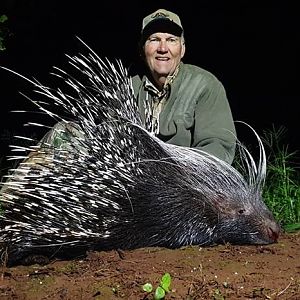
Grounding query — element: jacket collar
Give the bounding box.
[143,63,181,97]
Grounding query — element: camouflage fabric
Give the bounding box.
[0,122,86,198]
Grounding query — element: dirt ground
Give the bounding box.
[0,232,299,300]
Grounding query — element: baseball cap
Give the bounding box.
[141,9,183,40]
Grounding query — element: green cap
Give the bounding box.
[141,9,183,38]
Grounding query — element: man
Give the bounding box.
[131,9,236,164]
[0,8,236,196]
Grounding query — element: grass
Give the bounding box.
[261,126,300,231]
[0,125,300,231]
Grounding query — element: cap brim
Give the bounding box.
[141,18,183,43]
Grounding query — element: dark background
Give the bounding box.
[0,0,299,164]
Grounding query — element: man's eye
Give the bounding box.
[148,38,159,43]
[167,38,179,44]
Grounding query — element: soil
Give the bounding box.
[0,232,299,300]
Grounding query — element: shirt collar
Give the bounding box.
[144,64,180,96]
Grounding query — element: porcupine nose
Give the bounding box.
[266,221,281,242]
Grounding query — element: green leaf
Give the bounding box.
[160,272,171,292]
[154,286,165,300]
[142,283,153,293]
[213,288,225,300]
[0,15,8,23]
[0,37,5,51]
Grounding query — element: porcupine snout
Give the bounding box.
[255,201,281,244]
[264,218,281,242]
[249,197,281,244]
[212,214,281,246]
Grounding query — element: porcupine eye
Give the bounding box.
[238,209,245,215]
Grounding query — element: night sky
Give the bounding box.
[0,1,299,163]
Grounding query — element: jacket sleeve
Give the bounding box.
[192,78,236,164]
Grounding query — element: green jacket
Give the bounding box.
[131,62,236,164]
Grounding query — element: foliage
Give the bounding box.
[0,14,9,51]
[262,125,300,230]
[142,273,172,300]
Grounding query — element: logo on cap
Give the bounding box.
[151,12,171,20]
[142,9,183,35]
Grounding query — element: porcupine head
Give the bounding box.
[0,38,281,266]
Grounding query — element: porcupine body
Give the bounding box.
[0,39,280,266]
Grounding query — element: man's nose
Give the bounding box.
[157,40,168,52]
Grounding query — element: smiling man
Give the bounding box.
[131,9,236,164]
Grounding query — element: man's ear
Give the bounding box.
[181,42,186,59]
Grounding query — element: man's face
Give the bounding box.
[143,32,185,79]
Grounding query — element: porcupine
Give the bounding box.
[0,39,280,266]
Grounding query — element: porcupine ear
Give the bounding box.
[234,121,267,192]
